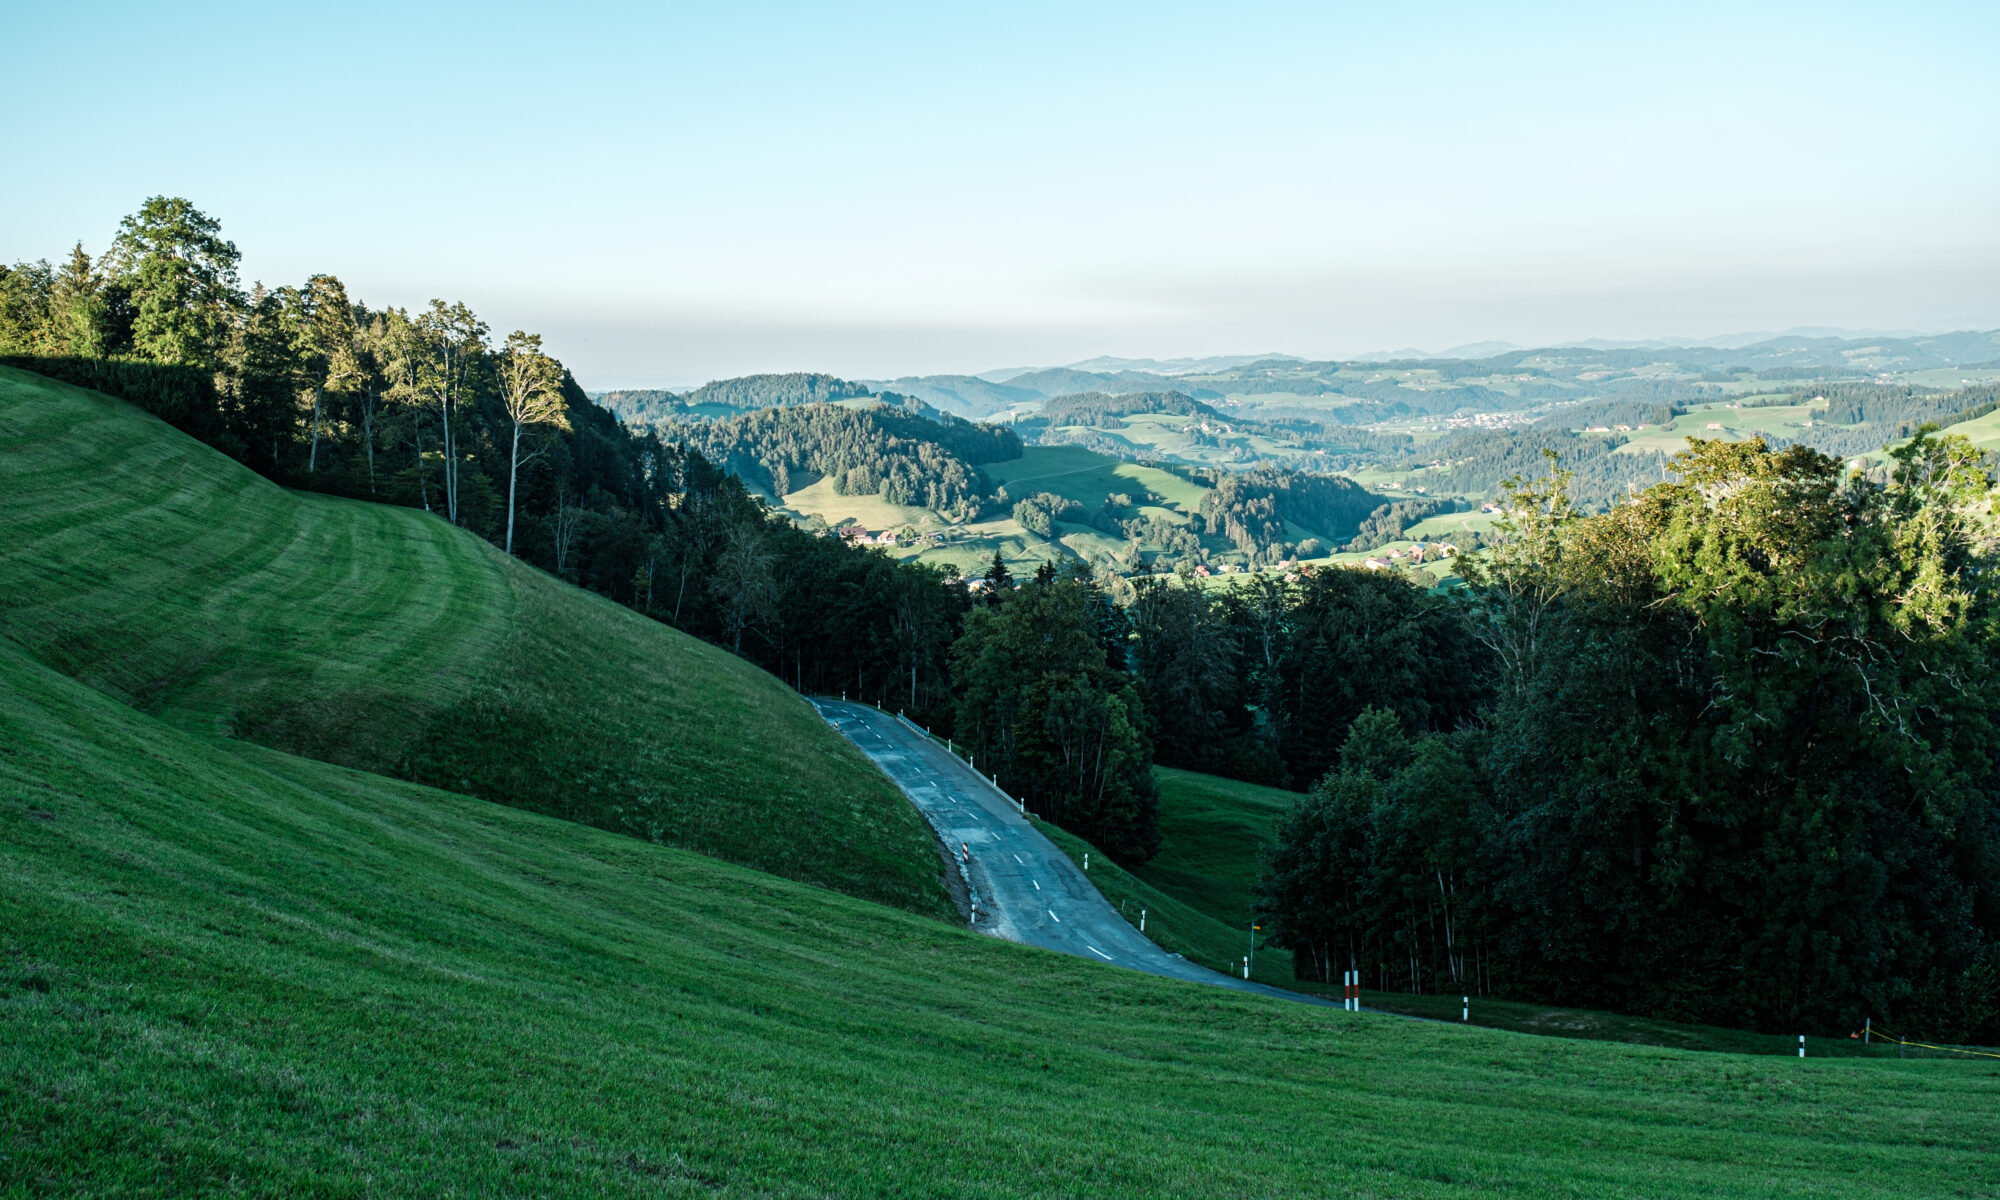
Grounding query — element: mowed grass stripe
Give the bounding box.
[0,365,951,916]
[1,638,1991,1198]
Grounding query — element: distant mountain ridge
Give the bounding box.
[597,329,2000,423]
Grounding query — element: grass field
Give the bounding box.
[0,365,951,918]
[6,638,1993,1197]
[1048,413,1299,468]
[1615,401,1826,456]
[779,475,940,533]
[1937,404,2000,452]
[985,445,1211,512]
[1140,768,1297,923]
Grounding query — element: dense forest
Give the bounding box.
[1393,428,1676,509]
[1342,497,1471,551]
[684,372,874,411]
[664,400,1021,520]
[1785,383,2000,459]
[1196,467,1385,560]
[1030,389,1226,428]
[1249,438,2000,1043]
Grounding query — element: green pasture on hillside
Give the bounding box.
[780,475,940,533]
[0,365,950,918]
[1614,402,1826,456]
[985,445,1210,512]
[4,638,1992,1197]
[1049,412,1297,468]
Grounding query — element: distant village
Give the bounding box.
[836,521,1457,586]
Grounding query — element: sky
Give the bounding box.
[4,1,1997,388]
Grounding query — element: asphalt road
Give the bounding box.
[812,698,1339,1008]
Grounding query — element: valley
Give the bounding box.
[600,332,2000,586]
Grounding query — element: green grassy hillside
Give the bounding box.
[3,638,1992,1197]
[0,364,951,918]
[1142,767,1300,921]
[1032,769,1305,987]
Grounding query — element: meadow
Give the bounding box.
[5,635,1994,1198]
[0,365,951,917]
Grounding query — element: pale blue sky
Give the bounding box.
[5,2,1996,386]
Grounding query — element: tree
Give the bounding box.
[413,300,488,525]
[497,330,569,554]
[49,243,113,358]
[710,521,779,653]
[108,196,240,368]
[1128,576,1242,767]
[1458,451,1576,701]
[225,284,296,471]
[983,548,1013,598]
[953,576,1161,860]
[288,275,362,475]
[1272,566,1487,785]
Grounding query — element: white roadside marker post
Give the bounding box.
[1242,957,1249,980]
[1084,853,1089,871]
[1463,996,1469,1022]
[1139,909,1146,933]
[1798,1035,1805,1058]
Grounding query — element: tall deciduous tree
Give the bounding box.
[497,330,569,554]
[108,196,240,368]
[289,274,362,475]
[414,300,487,525]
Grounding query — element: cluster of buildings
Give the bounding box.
[1361,541,1457,571]
[837,527,948,548]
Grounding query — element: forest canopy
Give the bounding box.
[1255,436,2000,1043]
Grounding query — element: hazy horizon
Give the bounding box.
[6,2,1996,389]
[592,324,1997,394]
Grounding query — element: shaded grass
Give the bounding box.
[3,638,1994,1198]
[0,364,950,918]
[1139,767,1299,922]
[1352,991,1991,1061]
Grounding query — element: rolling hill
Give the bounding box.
[4,632,1992,1196]
[0,365,952,917]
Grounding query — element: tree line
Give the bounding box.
[1254,437,2000,1045]
[1028,389,1225,429]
